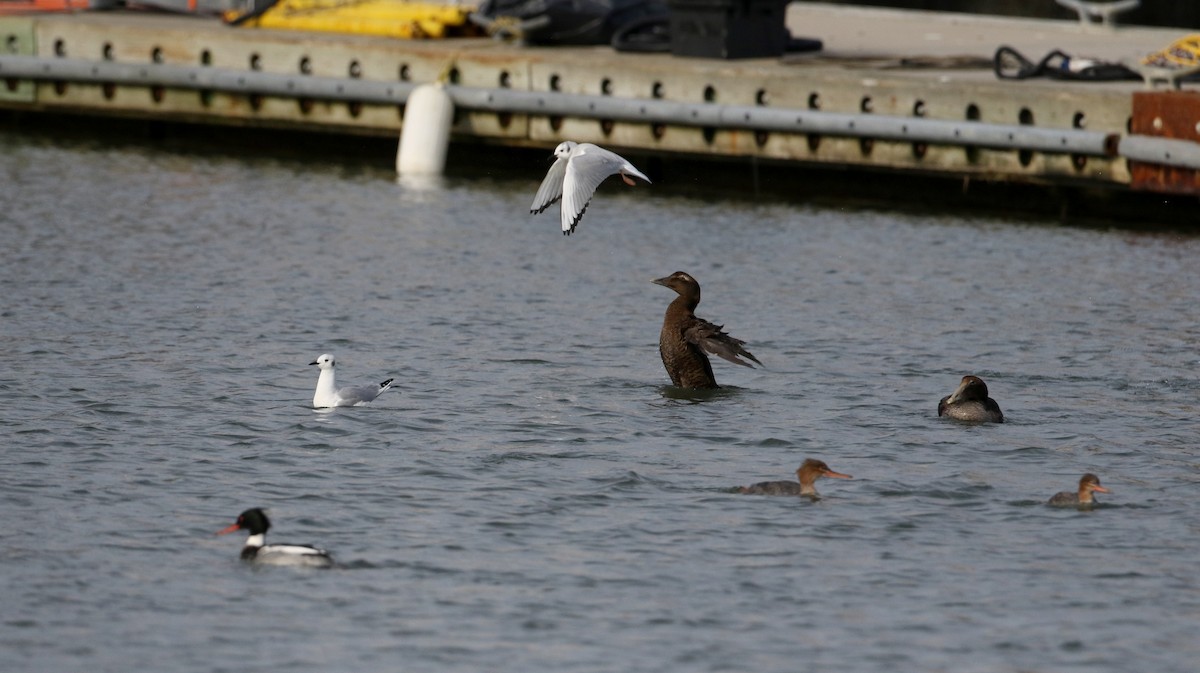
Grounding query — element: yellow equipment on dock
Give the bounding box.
[227,0,479,39]
[1141,34,1200,69]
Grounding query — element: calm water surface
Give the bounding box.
[2,127,1198,673]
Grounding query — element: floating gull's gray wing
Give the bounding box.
[337,379,394,406]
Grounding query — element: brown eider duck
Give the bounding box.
[652,271,761,389]
[938,375,1004,423]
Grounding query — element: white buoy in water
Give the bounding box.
[397,83,455,176]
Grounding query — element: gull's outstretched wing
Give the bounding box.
[530,155,569,215]
[560,145,641,234]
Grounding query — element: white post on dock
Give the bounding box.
[396,83,454,176]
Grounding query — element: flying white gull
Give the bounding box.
[310,353,394,408]
[530,141,651,235]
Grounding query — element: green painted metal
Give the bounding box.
[0,17,35,103]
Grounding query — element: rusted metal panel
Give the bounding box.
[1129,90,1200,194]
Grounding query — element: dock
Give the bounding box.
[2,3,1199,215]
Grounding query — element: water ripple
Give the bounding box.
[1,127,1198,673]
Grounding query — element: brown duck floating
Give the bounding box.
[652,271,761,389]
[938,375,1004,423]
[1048,473,1109,507]
[738,459,852,497]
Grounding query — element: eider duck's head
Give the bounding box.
[552,141,577,160]
[652,271,701,300]
[944,375,990,404]
[309,353,335,370]
[797,458,853,486]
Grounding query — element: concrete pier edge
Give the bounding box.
[2,4,1199,218]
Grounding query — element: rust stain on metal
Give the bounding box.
[1129,90,1200,195]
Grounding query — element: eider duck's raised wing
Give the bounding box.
[530,153,569,215]
[682,318,762,369]
[560,143,650,234]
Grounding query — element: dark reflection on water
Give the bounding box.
[1,125,1199,673]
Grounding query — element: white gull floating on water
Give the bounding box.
[530,141,651,235]
[310,353,394,408]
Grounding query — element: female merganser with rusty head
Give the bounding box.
[310,353,394,408]
[216,508,333,568]
[1048,473,1109,507]
[738,458,852,498]
[653,271,761,389]
[938,375,1004,423]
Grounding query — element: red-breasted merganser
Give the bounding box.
[653,271,761,389]
[216,508,333,567]
[310,353,394,408]
[1048,473,1109,507]
[938,375,1004,423]
[738,458,852,498]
